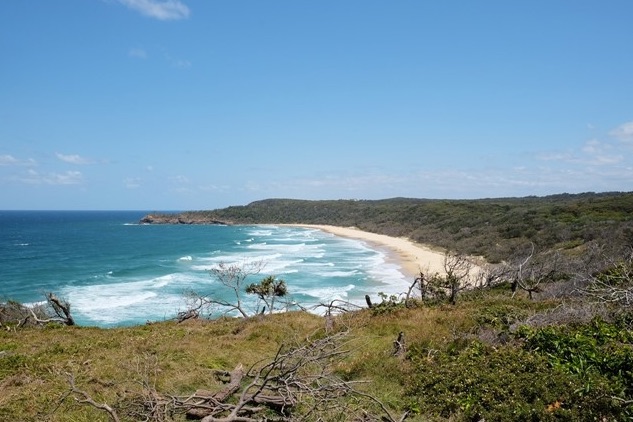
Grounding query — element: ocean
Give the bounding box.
[0,211,409,327]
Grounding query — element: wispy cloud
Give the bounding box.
[16,169,83,185]
[163,51,192,68]
[610,121,633,142]
[124,177,142,189]
[172,175,190,184]
[118,0,190,21]
[128,47,148,59]
[171,58,192,69]
[0,154,36,166]
[56,153,92,165]
[580,140,623,165]
[537,137,625,166]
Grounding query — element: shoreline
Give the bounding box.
[286,224,450,279]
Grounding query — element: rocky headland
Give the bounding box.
[139,213,230,225]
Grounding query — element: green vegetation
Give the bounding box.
[3,289,632,421]
[245,275,288,314]
[3,192,633,420]
[159,191,633,262]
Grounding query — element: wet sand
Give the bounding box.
[290,224,450,278]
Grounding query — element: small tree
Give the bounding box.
[245,275,288,314]
[441,252,473,304]
[184,261,266,318]
[509,243,563,300]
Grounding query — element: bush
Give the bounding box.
[404,333,633,421]
[517,318,633,402]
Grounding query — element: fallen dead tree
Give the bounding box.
[63,330,406,422]
[1,293,74,329]
[182,330,368,421]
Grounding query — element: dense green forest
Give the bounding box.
[148,191,633,263]
[3,191,633,421]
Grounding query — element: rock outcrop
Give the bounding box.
[139,213,230,225]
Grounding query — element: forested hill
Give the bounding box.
[143,191,633,262]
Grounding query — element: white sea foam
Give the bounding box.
[247,229,274,236]
[295,284,356,301]
[10,220,413,327]
[60,271,209,325]
[315,270,360,277]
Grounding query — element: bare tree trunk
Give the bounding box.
[47,293,75,326]
[392,332,406,357]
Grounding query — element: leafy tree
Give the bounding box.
[184,261,266,318]
[246,275,288,314]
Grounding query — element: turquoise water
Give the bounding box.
[0,211,408,327]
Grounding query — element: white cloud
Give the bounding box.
[171,58,192,69]
[163,51,192,69]
[172,175,190,184]
[0,154,19,165]
[48,171,83,185]
[579,140,623,165]
[537,139,623,167]
[16,169,83,185]
[537,151,575,162]
[609,121,633,142]
[118,0,190,20]
[199,183,230,193]
[124,177,142,189]
[56,153,92,165]
[128,48,148,59]
[0,154,36,166]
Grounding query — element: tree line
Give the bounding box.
[147,191,633,263]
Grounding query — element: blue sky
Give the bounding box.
[1,1,632,210]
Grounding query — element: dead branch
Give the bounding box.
[182,261,268,319]
[66,373,120,422]
[186,330,398,422]
[405,272,424,306]
[61,330,404,422]
[46,293,75,325]
[579,263,633,307]
[176,308,199,323]
[434,252,474,304]
[24,293,75,326]
[315,299,365,316]
[508,243,563,300]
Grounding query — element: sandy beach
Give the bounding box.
[290,224,450,279]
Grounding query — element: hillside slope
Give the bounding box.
[144,192,633,262]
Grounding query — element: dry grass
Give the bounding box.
[0,295,547,421]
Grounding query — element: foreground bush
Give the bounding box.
[403,317,633,421]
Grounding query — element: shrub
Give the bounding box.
[405,333,633,421]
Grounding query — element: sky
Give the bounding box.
[1,1,632,210]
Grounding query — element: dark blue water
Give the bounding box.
[0,211,408,327]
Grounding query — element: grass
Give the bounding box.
[1,312,325,421]
[1,289,631,421]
